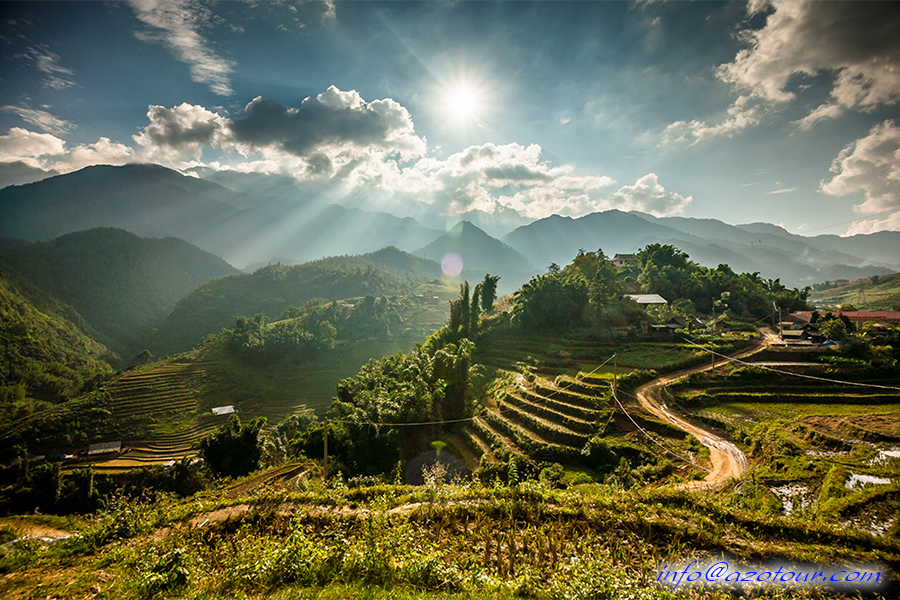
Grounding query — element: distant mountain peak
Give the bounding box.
[416,220,534,274]
[736,222,792,237]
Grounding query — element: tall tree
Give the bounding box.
[470,282,483,334]
[480,274,500,312]
[459,281,471,339]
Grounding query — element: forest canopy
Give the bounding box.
[512,244,810,330]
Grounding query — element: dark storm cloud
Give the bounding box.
[228,88,425,159]
[134,87,426,165]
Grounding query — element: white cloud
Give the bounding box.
[132,88,427,175]
[363,142,618,220]
[0,128,135,174]
[0,128,66,166]
[665,1,900,143]
[230,89,427,162]
[721,1,900,126]
[133,102,230,161]
[845,212,900,235]
[129,0,235,96]
[821,120,900,233]
[53,138,137,173]
[598,173,692,216]
[0,106,74,135]
[14,45,77,90]
[661,95,765,145]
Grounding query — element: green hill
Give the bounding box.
[150,248,457,356]
[0,281,459,466]
[2,228,239,355]
[0,263,114,446]
[810,272,900,310]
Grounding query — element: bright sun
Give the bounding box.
[448,87,478,119]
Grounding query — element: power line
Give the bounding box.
[610,385,709,471]
[330,353,621,428]
[681,338,900,391]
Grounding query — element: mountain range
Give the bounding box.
[1,164,897,290]
[0,164,439,268]
[503,210,899,286]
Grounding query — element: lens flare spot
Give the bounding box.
[441,253,463,277]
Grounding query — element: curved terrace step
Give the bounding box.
[497,399,589,447]
[485,408,581,461]
[517,388,603,421]
[462,426,497,463]
[473,416,525,458]
[504,393,596,435]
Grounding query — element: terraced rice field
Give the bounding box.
[464,372,610,464]
[453,333,685,469]
[88,361,224,470]
[446,331,759,472]
[107,362,206,421]
[670,366,900,445]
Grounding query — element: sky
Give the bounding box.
[1,0,899,236]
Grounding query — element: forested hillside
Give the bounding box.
[150,248,459,355]
[0,264,113,440]
[2,228,238,355]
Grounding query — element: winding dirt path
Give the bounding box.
[632,334,770,490]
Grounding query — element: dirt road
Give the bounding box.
[632,336,768,490]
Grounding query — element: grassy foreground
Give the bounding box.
[2,466,898,600]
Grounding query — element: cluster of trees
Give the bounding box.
[445,275,499,341]
[226,294,406,364]
[512,249,640,330]
[153,260,411,355]
[197,415,267,478]
[228,313,334,364]
[513,244,811,330]
[309,337,474,475]
[287,278,501,476]
[635,244,809,318]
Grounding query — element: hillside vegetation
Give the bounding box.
[4,241,900,599]
[0,281,459,470]
[151,247,462,355]
[2,228,238,354]
[0,265,113,440]
[810,273,900,311]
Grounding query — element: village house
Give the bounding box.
[611,253,640,269]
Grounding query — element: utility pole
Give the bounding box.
[323,419,328,479]
[613,354,617,395]
[772,300,782,339]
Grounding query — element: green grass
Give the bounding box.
[700,402,900,420]
[2,477,898,600]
